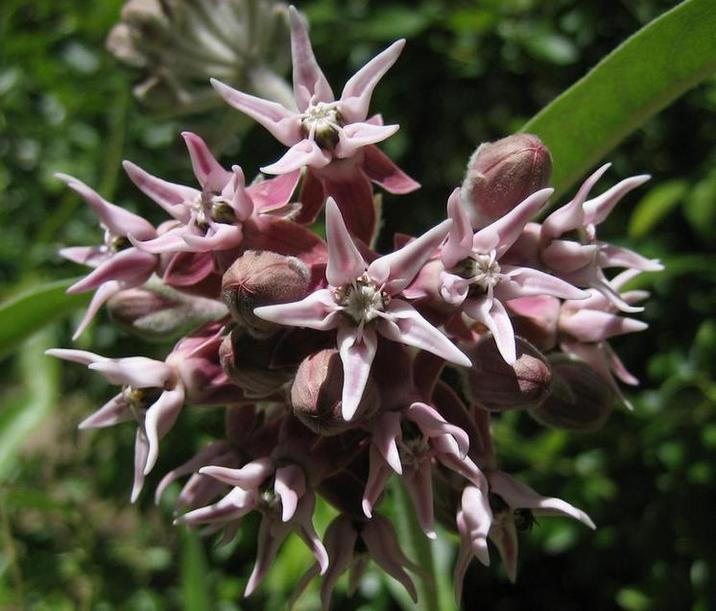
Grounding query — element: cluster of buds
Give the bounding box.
[51,6,661,607]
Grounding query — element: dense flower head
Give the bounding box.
[50,6,663,608]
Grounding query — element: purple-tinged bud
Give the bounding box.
[219,328,294,398]
[461,133,553,228]
[291,349,380,435]
[529,357,614,431]
[466,337,552,411]
[222,250,309,338]
[107,282,228,341]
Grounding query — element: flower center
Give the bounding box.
[398,420,429,469]
[300,101,343,150]
[122,385,162,421]
[194,194,236,231]
[335,274,388,326]
[456,251,501,294]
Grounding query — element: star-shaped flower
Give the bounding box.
[255,198,471,420]
[440,187,588,364]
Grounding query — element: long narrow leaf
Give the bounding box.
[522,0,716,198]
[0,278,89,359]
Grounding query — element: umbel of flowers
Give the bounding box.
[49,6,662,607]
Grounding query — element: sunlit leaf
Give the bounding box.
[180,527,212,611]
[522,0,716,197]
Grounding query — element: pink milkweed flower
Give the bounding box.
[559,268,649,408]
[56,173,159,339]
[123,131,300,255]
[439,187,588,364]
[254,197,471,421]
[540,163,663,311]
[46,326,237,501]
[176,459,328,597]
[210,6,418,242]
[291,513,420,610]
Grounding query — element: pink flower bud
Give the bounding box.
[222,250,310,338]
[219,328,294,398]
[466,337,552,411]
[107,284,227,341]
[461,133,552,228]
[291,349,380,435]
[529,357,614,431]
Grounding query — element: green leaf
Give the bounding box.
[684,166,716,244]
[628,179,687,238]
[0,278,89,359]
[179,527,212,611]
[0,326,58,480]
[522,0,716,198]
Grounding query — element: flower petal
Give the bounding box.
[361,144,420,193]
[406,402,470,458]
[274,465,306,522]
[261,139,332,174]
[340,39,405,123]
[369,220,452,294]
[88,356,174,388]
[143,386,185,475]
[210,78,301,146]
[463,296,517,364]
[499,265,589,300]
[199,458,275,490]
[403,459,436,539]
[442,188,475,268]
[560,308,648,342]
[123,160,196,222]
[247,170,301,213]
[253,288,340,330]
[78,393,131,429]
[337,325,378,420]
[288,6,334,111]
[380,299,471,367]
[181,131,233,193]
[583,174,650,226]
[335,122,399,159]
[325,197,367,286]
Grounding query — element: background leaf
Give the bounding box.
[628,179,687,238]
[522,0,716,198]
[0,278,88,359]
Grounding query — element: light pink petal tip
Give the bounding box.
[260,139,331,175]
[181,132,232,193]
[338,326,378,421]
[325,197,367,286]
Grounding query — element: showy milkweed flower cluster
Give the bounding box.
[50,6,662,607]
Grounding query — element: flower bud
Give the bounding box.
[222,250,310,338]
[466,336,552,411]
[529,357,614,431]
[107,283,228,341]
[461,133,552,228]
[291,349,380,435]
[219,328,294,398]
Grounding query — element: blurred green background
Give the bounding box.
[1,0,715,609]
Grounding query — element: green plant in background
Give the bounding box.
[1,1,715,609]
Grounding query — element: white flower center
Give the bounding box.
[335,274,387,326]
[193,193,236,230]
[300,101,343,149]
[458,251,502,292]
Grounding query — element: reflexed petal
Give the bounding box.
[274,465,306,522]
[406,402,470,458]
[88,356,174,388]
[499,265,589,300]
[131,428,150,503]
[293,492,329,575]
[122,161,196,222]
[369,220,452,294]
[253,288,340,330]
[325,197,367,286]
[143,386,185,475]
[320,167,376,244]
[473,188,553,257]
[72,280,123,340]
[59,246,106,268]
[403,459,436,539]
[363,444,394,517]
[245,517,291,596]
[541,239,598,274]
[335,122,399,159]
[228,165,254,221]
[373,410,403,474]
[489,517,519,583]
[261,139,332,174]
[361,145,420,194]
[181,131,232,193]
[199,458,274,489]
[560,309,648,343]
[182,224,243,252]
[288,6,334,110]
[248,170,301,213]
[56,173,156,240]
[210,78,301,146]
[489,471,596,529]
[78,393,131,429]
[439,271,470,306]
[67,248,156,293]
[340,40,406,123]
[380,299,471,367]
[442,188,475,268]
[604,341,639,386]
[597,243,664,272]
[130,226,196,254]
[45,348,106,366]
[319,517,358,611]
[362,515,418,603]
[175,486,256,526]
[463,296,517,364]
[460,485,492,566]
[337,325,378,420]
